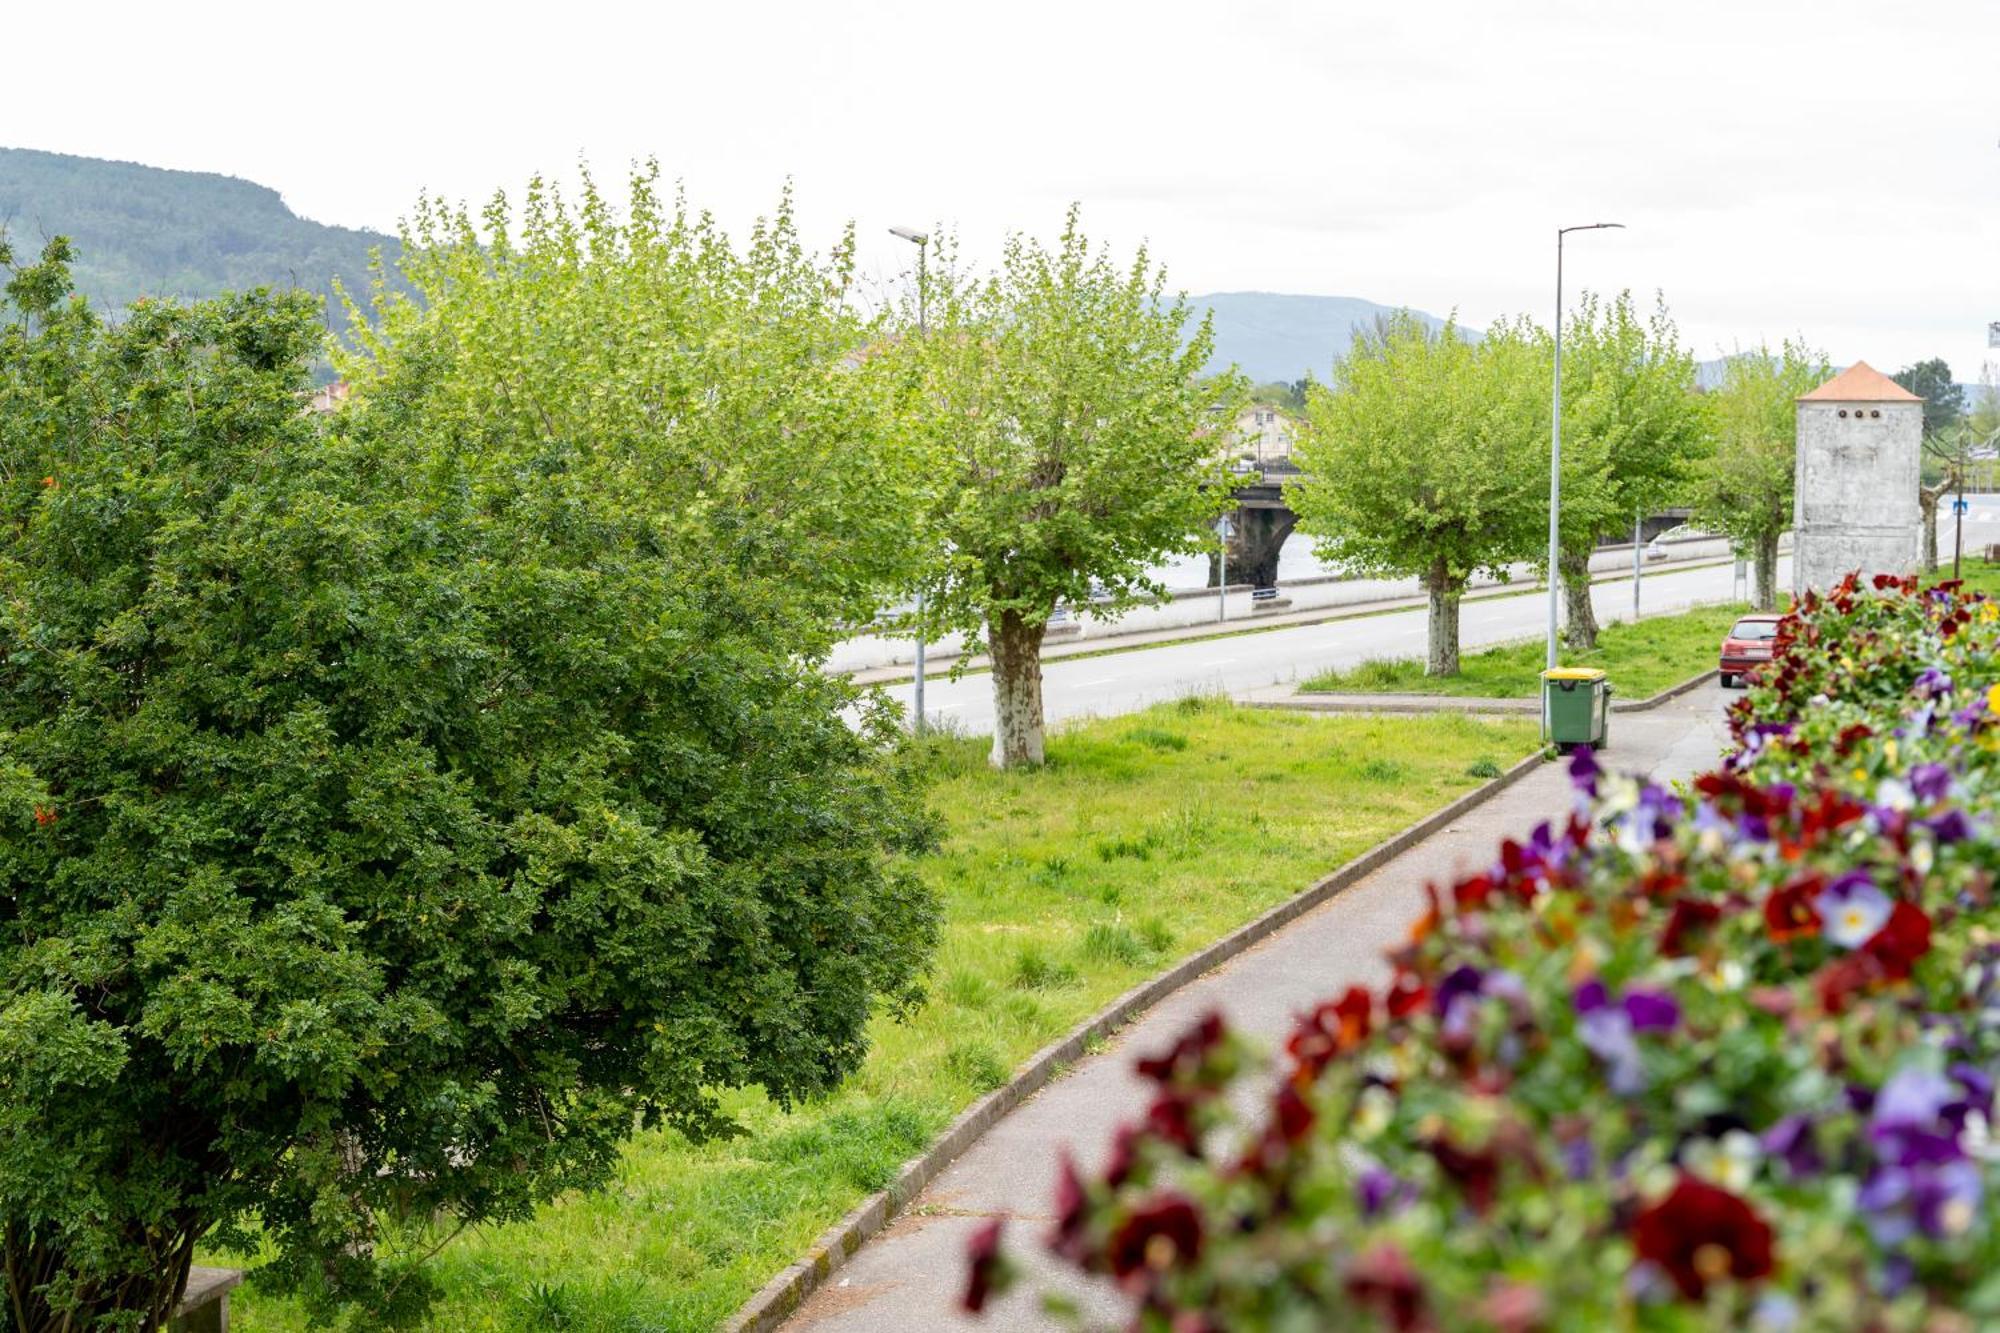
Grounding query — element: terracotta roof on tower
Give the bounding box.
[1797,361,1922,403]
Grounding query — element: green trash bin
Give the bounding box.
[1542,667,1611,752]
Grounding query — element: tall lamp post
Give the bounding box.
[1546,221,1625,671]
[890,225,930,732]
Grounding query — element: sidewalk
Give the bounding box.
[846,554,1735,686]
[782,684,1732,1331]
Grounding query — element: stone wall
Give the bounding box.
[1794,399,1921,594]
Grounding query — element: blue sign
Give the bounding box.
[1954,498,1971,515]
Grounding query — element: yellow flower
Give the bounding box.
[1989,683,2000,715]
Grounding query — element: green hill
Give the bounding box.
[0,146,397,332]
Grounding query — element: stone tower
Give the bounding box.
[1793,361,1923,596]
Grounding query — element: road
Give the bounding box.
[884,556,1786,737]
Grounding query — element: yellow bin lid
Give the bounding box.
[1542,667,1607,681]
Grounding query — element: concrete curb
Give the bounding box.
[722,746,1548,1333]
[1612,668,1721,712]
[1244,667,1720,718]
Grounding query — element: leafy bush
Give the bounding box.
[970,572,2000,1328]
[0,228,936,1328]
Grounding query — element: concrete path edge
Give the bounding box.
[721,745,1551,1333]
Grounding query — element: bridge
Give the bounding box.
[1210,462,1694,588]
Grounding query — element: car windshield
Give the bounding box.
[1729,620,1778,641]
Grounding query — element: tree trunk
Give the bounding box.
[1753,531,1780,611]
[1424,559,1463,677]
[4,1228,196,1333]
[1920,476,1953,573]
[987,608,1047,769]
[1559,547,1599,652]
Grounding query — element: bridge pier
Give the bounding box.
[1208,503,1296,589]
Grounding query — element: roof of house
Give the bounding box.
[1798,360,1922,403]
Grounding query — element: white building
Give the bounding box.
[1232,404,1296,468]
[1792,361,1922,595]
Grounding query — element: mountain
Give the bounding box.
[1183,291,1454,384]
[0,146,397,333]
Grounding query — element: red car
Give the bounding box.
[1719,613,1783,688]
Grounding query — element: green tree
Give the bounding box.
[905,210,1241,768]
[1290,311,1546,676]
[339,167,929,638]
[1549,292,1706,650]
[0,219,936,1328]
[1892,357,1965,436]
[1693,341,1830,610]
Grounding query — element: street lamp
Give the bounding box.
[890,226,930,733]
[1547,221,1625,671]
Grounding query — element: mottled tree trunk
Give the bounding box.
[1920,479,1950,573]
[1559,547,1599,651]
[1424,558,1463,677]
[1753,531,1780,611]
[987,608,1047,769]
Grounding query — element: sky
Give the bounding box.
[13,0,1998,379]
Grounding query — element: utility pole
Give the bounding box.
[1632,506,1642,620]
[890,226,930,732]
[1547,222,1625,669]
[1215,514,1235,623]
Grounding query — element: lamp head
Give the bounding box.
[889,226,929,245]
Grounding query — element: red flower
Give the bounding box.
[1762,875,1822,942]
[31,806,56,827]
[962,1216,1009,1312]
[1425,1134,1499,1214]
[1659,897,1722,956]
[1143,1091,1201,1157]
[1287,985,1371,1079]
[1386,970,1429,1019]
[1107,1193,1204,1280]
[1630,1175,1775,1301]
[1862,899,1931,979]
[1343,1242,1432,1332]
[1135,1011,1226,1086]
[1048,1151,1088,1261]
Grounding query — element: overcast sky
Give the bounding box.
[16,0,1998,378]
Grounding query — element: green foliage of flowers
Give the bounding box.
[0,223,937,1329]
[986,574,2000,1329]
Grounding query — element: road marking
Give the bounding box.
[1079,677,1120,686]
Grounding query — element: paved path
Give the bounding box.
[786,685,1733,1331]
[881,557,1783,738]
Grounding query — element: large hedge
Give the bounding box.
[978,573,2000,1329]
[0,232,936,1329]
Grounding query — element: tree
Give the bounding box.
[1290,312,1546,676]
[905,209,1241,769]
[0,217,937,1327]
[1548,292,1706,650]
[1892,357,1965,436]
[1692,341,1830,610]
[338,166,931,641]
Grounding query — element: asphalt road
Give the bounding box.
[885,556,1789,737]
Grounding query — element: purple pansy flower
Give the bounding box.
[1568,745,1601,796]
[1622,989,1681,1033]
[1762,1114,1823,1179]
[1819,872,1893,949]
[1912,666,1953,698]
[1910,762,1952,803]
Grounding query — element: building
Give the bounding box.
[1792,361,1922,595]
[1231,404,1296,468]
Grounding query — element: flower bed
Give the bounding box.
[969,572,2000,1330]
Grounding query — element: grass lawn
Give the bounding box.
[223,701,1537,1332]
[1301,602,1752,700]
